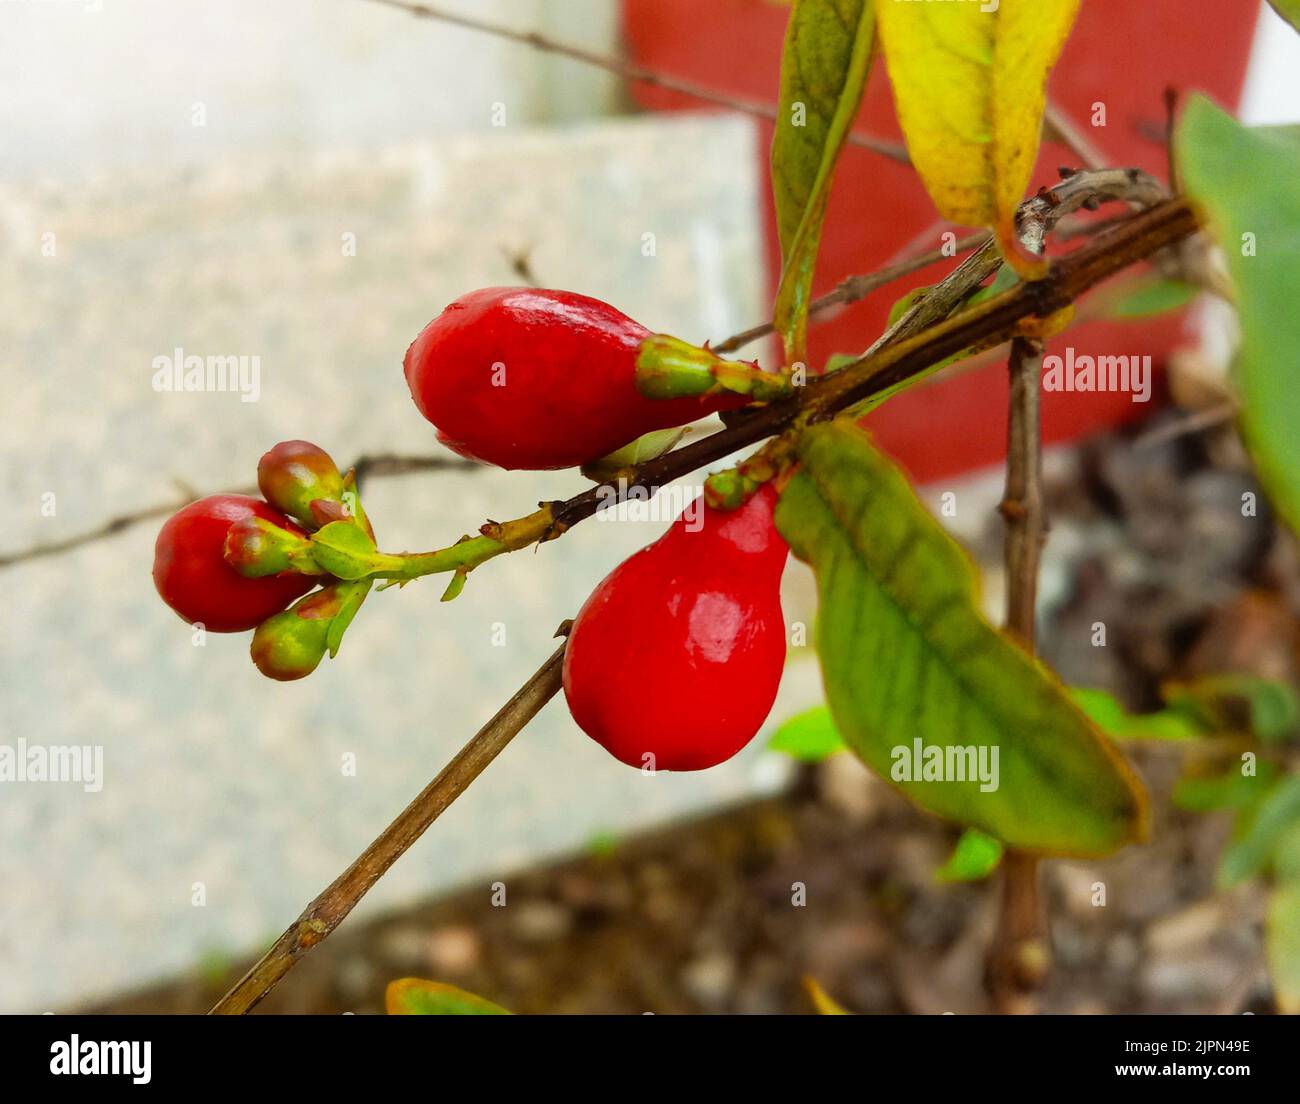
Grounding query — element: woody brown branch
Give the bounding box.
[990,335,1050,1013]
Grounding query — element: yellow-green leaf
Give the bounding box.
[874,0,1080,275]
[1178,97,1300,537]
[1268,1,1300,34]
[802,975,851,1014]
[774,421,1147,856]
[1267,882,1300,1014]
[385,978,510,1015]
[772,0,876,364]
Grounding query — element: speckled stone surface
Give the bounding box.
[0,113,839,1012]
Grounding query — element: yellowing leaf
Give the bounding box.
[772,0,876,364]
[385,978,510,1015]
[774,422,1147,856]
[874,0,1080,275]
[802,975,851,1014]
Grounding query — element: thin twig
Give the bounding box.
[711,231,990,355]
[361,0,911,163]
[990,335,1049,1014]
[0,455,475,569]
[1043,100,1108,172]
[210,635,569,1014]
[1135,401,1237,449]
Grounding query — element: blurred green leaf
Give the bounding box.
[1219,776,1300,887]
[585,829,621,858]
[767,705,846,761]
[385,978,510,1016]
[771,0,876,363]
[1173,759,1279,813]
[1165,674,1300,744]
[1070,687,1203,741]
[1178,98,1300,537]
[774,421,1148,856]
[1267,881,1300,1014]
[935,828,1004,883]
[1274,821,1300,884]
[1103,276,1198,319]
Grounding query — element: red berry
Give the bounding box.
[403,287,744,470]
[563,484,789,771]
[153,495,315,633]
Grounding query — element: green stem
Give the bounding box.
[366,507,555,581]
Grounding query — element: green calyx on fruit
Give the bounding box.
[223,513,323,578]
[250,580,371,681]
[635,333,794,403]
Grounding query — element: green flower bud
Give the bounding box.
[249,590,336,681]
[223,514,318,578]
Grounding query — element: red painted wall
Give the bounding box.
[622,0,1261,481]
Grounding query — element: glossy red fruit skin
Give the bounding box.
[153,495,315,633]
[404,287,743,470]
[563,484,789,771]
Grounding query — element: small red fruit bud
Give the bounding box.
[257,440,345,529]
[403,287,748,471]
[562,484,789,771]
[153,495,315,633]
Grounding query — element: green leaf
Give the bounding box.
[767,705,846,761]
[1219,776,1300,887]
[1173,760,1279,814]
[934,828,1003,883]
[1273,820,1300,884]
[1103,276,1198,319]
[1164,674,1300,744]
[774,421,1148,856]
[1178,98,1300,536]
[771,0,876,364]
[1267,881,1300,1014]
[1267,1,1300,34]
[385,978,510,1016]
[1070,687,1203,742]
